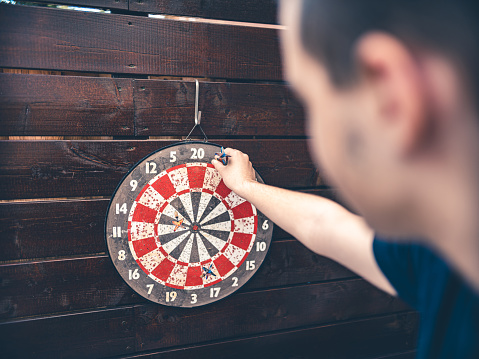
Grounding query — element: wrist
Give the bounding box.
[235,179,258,200]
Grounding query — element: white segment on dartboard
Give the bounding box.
[202,221,231,232]
[200,231,227,251]
[137,185,165,211]
[199,199,229,225]
[168,263,188,287]
[140,248,165,272]
[178,192,195,223]
[195,233,212,262]
[195,191,211,223]
[157,223,188,236]
[162,231,191,255]
[168,166,189,193]
[202,166,222,192]
[223,243,247,266]
[130,222,156,241]
[161,203,191,226]
[224,191,247,209]
[177,233,195,263]
[234,217,256,234]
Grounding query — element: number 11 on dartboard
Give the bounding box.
[105,142,273,307]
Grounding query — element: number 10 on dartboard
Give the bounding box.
[105,142,273,307]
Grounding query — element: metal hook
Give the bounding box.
[185,79,208,142]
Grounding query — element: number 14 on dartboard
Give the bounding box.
[105,142,273,307]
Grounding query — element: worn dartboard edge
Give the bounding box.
[105,141,273,308]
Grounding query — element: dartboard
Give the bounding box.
[105,142,273,307]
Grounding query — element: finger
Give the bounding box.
[224,147,238,156]
[211,159,224,173]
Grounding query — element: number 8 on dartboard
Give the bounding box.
[105,142,273,307]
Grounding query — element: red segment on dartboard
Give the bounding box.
[131,203,158,223]
[187,165,206,189]
[215,180,232,199]
[151,258,176,282]
[231,232,254,251]
[151,174,176,200]
[185,266,203,287]
[213,255,235,277]
[231,201,255,219]
[132,237,157,258]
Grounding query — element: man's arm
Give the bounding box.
[212,148,396,296]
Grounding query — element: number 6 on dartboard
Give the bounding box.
[105,142,273,307]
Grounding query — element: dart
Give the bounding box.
[214,147,231,166]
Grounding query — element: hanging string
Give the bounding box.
[184,79,208,142]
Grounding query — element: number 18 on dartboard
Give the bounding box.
[105,142,273,307]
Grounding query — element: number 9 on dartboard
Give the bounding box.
[105,142,273,307]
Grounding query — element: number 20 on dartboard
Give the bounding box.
[105,142,273,307]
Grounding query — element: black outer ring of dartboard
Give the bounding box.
[104,141,273,307]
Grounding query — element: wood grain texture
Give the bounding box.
[0,74,305,137]
[0,307,136,359]
[0,139,321,200]
[32,0,128,10]
[134,80,304,137]
[0,280,410,358]
[0,4,282,80]
[0,239,354,319]
[135,278,409,350]
[0,189,338,261]
[121,313,418,359]
[0,73,134,136]
[129,0,277,24]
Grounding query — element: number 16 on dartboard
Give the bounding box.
[105,142,273,307]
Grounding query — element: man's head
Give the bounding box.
[279,0,479,239]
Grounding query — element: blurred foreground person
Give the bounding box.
[212,1,479,358]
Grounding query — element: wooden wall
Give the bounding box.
[0,1,418,358]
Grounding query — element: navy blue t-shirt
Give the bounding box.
[373,238,479,359]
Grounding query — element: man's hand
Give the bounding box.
[211,148,256,198]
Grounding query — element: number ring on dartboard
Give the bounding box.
[105,142,273,307]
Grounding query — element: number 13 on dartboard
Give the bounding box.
[105,142,273,307]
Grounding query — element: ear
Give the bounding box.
[354,32,429,157]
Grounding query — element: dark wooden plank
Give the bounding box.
[33,0,128,10]
[0,139,320,200]
[121,313,418,359]
[0,239,354,319]
[0,74,305,137]
[0,279,410,358]
[0,73,134,136]
[0,307,136,359]
[129,0,277,24]
[0,4,281,80]
[0,190,338,261]
[134,80,304,137]
[135,278,409,350]
[0,199,108,261]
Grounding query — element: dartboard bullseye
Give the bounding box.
[105,142,273,307]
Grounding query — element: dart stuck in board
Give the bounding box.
[105,142,273,307]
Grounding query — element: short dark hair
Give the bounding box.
[299,0,479,92]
